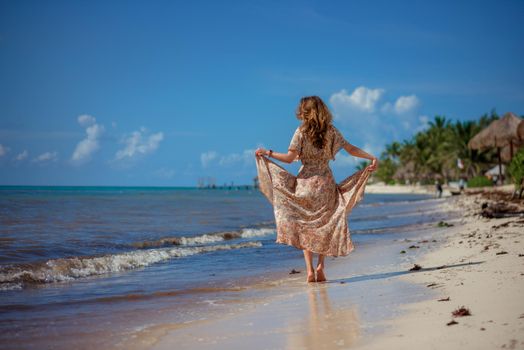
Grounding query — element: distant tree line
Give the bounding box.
[358,110,519,185]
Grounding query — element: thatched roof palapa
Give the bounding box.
[468,112,522,184]
[393,161,415,180]
[468,112,522,150]
[501,141,524,162]
[518,120,524,141]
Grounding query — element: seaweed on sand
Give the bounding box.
[452,306,471,317]
[409,264,422,271]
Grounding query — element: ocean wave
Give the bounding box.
[239,228,275,238]
[0,241,262,289]
[0,282,23,291]
[132,227,275,248]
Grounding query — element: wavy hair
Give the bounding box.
[295,96,333,149]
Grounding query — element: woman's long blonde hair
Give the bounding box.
[295,96,333,149]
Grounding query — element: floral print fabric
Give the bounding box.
[256,125,374,257]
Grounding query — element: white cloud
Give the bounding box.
[381,96,420,115]
[330,86,385,113]
[419,115,429,124]
[72,115,104,164]
[219,149,255,167]
[330,87,420,121]
[200,151,218,168]
[15,150,28,161]
[394,95,419,114]
[0,144,9,157]
[78,114,96,127]
[331,153,357,167]
[218,153,241,166]
[115,128,164,161]
[200,149,256,168]
[362,142,382,158]
[154,167,176,179]
[328,86,423,167]
[33,151,58,163]
[415,115,430,132]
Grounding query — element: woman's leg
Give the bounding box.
[316,254,327,282]
[303,250,315,282]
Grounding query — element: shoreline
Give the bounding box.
[365,183,435,195]
[5,192,521,349]
[356,190,524,349]
[1,193,445,350]
[125,191,524,350]
[115,198,455,349]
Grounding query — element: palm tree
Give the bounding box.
[356,160,370,171]
[377,110,506,184]
[425,116,454,181]
[381,141,402,160]
[450,113,499,178]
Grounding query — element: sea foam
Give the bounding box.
[132,227,275,248]
[0,241,262,289]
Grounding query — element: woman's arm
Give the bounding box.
[255,148,298,164]
[343,143,378,171]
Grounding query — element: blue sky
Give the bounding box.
[0,0,523,186]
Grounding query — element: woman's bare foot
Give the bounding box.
[316,268,327,282]
[307,272,316,283]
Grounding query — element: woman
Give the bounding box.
[255,96,377,283]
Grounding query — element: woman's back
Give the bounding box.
[289,124,349,167]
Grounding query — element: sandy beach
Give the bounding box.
[357,189,524,350]
[114,189,524,350]
[365,183,435,195]
[364,182,466,197]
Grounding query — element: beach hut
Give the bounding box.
[393,161,415,184]
[501,140,524,162]
[485,164,506,176]
[468,112,522,183]
[518,120,524,141]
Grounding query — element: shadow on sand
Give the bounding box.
[327,261,485,284]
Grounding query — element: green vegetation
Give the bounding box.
[374,158,397,184]
[508,147,524,190]
[467,176,493,188]
[356,160,370,171]
[437,221,454,227]
[375,110,501,184]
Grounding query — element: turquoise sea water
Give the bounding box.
[0,186,443,348]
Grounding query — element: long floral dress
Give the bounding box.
[255,124,374,257]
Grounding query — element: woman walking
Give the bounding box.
[255,96,377,283]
